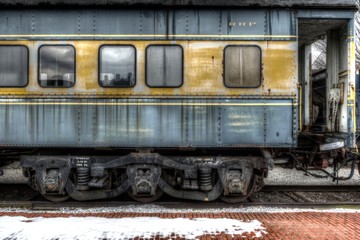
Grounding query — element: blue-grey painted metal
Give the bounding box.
[0,98,296,148]
[0,8,352,41]
[0,9,297,40]
[0,0,356,8]
[296,10,355,19]
[267,10,296,36]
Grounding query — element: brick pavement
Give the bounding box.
[0,211,358,239]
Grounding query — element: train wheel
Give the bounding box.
[42,194,70,203]
[219,174,258,204]
[127,188,164,203]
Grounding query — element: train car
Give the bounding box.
[0,0,357,202]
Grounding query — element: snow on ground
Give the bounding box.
[0,216,266,240]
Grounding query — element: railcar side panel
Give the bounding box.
[0,98,296,147]
[0,9,296,40]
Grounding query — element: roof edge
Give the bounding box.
[0,0,356,9]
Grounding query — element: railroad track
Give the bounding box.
[262,185,360,192]
[1,199,360,211]
[0,184,359,210]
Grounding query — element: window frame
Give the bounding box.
[145,44,184,88]
[38,44,76,88]
[223,45,262,88]
[98,44,137,88]
[0,45,29,88]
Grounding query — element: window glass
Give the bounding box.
[224,46,261,88]
[39,45,75,87]
[99,45,135,87]
[0,46,28,87]
[146,45,183,87]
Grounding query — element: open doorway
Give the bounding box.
[311,37,327,131]
[298,19,350,135]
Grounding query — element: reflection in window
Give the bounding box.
[99,46,135,87]
[0,46,28,87]
[39,45,75,87]
[224,46,261,88]
[146,45,183,87]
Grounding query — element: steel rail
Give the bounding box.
[262,185,360,192]
[0,200,360,211]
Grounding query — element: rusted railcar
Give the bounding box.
[0,0,357,202]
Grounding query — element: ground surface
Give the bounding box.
[0,207,359,239]
[0,165,359,239]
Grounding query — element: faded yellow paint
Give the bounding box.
[183,44,223,92]
[262,46,296,93]
[76,42,99,91]
[0,40,297,97]
[348,39,356,134]
[0,101,296,106]
[348,41,356,102]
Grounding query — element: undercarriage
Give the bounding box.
[20,152,271,203]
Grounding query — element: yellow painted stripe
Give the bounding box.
[298,84,302,131]
[0,102,296,106]
[0,34,298,38]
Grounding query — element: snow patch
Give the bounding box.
[0,216,267,239]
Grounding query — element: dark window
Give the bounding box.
[0,46,28,87]
[146,45,183,87]
[224,46,261,88]
[39,45,75,88]
[99,45,136,87]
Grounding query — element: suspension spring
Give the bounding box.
[199,168,213,192]
[76,167,90,191]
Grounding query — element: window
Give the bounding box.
[0,46,28,87]
[39,45,75,87]
[146,45,183,87]
[99,45,136,87]
[224,46,261,88]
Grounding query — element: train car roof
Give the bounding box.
[0,0,356,9]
